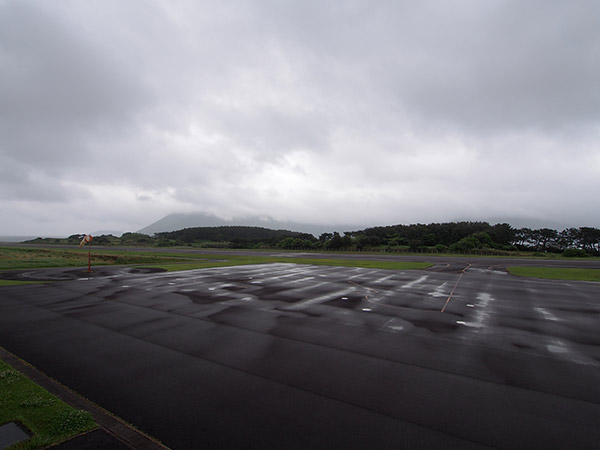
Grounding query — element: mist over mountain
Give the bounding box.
[137,212,360,237]
[137,212,577,239]
[0,235,41,243]
[465,217,571,232]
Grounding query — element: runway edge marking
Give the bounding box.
[441,263,472,313]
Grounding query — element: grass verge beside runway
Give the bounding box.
[0,246,431,272]
[508,266,600,282]
[0,359,96,450]
[0,247,206,270]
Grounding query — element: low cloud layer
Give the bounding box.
[1,0,599,236]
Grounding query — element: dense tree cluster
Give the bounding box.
[23,222,600,256]
[345,222,515,251]
[312,222,600,256]
[155,226,315,248]
[513,227,600,255]
[336,222,600,255]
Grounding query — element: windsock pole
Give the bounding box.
[79,235,93,273]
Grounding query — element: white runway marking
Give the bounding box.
[472,292,493,327]
[428,282,448,298]
[457,293,493,330]
[529,306,598,366]
[401,275,429,289]
[534,307,559,321]
[544,336,599,366]
[373,274,395,284]
[285,289,355,311]
[290,276,316,284]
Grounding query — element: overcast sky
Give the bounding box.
[1,0,599,236]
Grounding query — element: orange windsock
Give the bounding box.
[79,234,93,248]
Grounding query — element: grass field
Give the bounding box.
[0,247,203,270]
[4,246,600,281]
[0,247,431,272]
[0,359,96,449]
[508,266,600,282]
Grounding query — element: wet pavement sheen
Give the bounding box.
[1,259,599,449]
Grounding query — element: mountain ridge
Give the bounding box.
[138,212,573,238]
[137,212,361,237]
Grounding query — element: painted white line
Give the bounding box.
[373,274,396,284]
[401,275,429,289]
[381,317,396,329]
[286,289,354,311]
[544,336,599,366]
[534,307,559,321]
[466,292,493,329]
[207,283,233,291]
[456,320,485,328]
[348,280,379,293]
[428,282,448,298]
[290,276,316,284]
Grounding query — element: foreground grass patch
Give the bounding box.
[0,359,96,449]
[0,247,203,270]
[508,266,600,282]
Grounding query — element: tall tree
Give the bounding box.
[537,228,558,252]
[579,227,600,254]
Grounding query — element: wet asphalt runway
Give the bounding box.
[0,256,599,449]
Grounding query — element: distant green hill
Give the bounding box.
[137,212,351,237]
[157,226,315,246]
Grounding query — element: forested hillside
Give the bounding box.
[344,222,599,256]
[155,226,314,248]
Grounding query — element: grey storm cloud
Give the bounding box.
[0,1,150,166]
[391,1,600,133]
[1,0,599,235]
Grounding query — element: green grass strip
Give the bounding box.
[0,247,206,270]
[0,359,96,450]
[508,266,600,282]
[0,247,431,272]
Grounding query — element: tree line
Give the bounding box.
[340,222,600,256]
[23,222,600,256]
[155,226,314,248]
